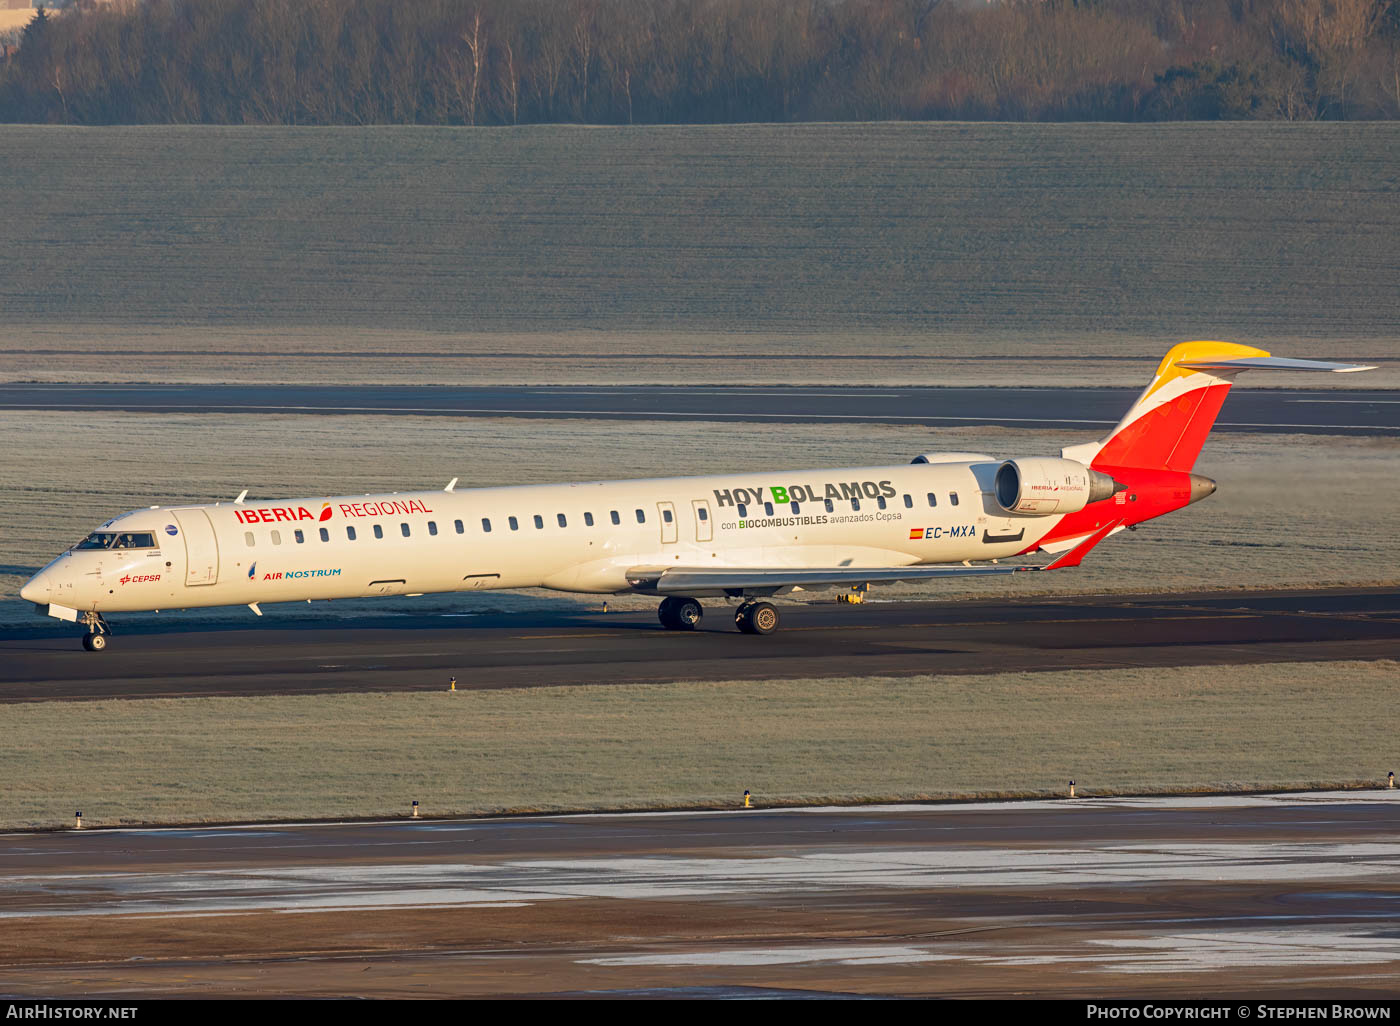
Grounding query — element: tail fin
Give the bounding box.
[1062,341,1376,472]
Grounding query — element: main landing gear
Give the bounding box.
[734,600,780,635]
[657,596,704,631]
[657,596,781,634]
[80,611,112,652]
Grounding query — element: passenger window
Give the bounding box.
[271,530,282,545]
[374,524,384,539]
[428,521,438,536]
[698,508,708,521]
[401,523,411,537]
[764,502,774,516]
[903,494,913,508]
[509,516,519,531]
[950,492,959,506]
[635,509,645,523]
[482,518,492,533]
[927,492,937,508]
[347,526,356,541]
[824,499,833,513]
[610,510,620,525]
[534,515,544,529]
[244,532,255,547]
[558,513,567,527]
[585,512,594,527]
[790,501,799,514]
[319,527,329,542]
[851,498,861,511]
[294,529,304,544]
[662,509,673,524]
[877,497,887,510]
[738,504,748,518]
[454,519,464,534]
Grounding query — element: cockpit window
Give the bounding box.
[75,531,157,550]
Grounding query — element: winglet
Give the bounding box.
[1042,519,1122,570]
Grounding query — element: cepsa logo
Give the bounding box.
[119,574,161,585]
[234,499,434,524]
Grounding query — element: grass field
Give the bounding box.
[0,412,1394,628]
[0,123,1395,387]
[1,661,1392,830]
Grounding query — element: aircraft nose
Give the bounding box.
[20,568,52,604]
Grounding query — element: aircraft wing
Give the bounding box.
[626,520,1121,596]
[629,562,1029,595]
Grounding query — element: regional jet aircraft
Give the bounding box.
[21,342,1375,650]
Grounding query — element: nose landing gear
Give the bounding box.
[79,612,112,652]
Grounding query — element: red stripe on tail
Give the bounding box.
[1091,382,1232,472]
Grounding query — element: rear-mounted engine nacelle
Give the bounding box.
[994,457,1120,516]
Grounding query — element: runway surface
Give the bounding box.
[1,587,1396,703]
[4,792,1399,997]
[2,383,1398,433]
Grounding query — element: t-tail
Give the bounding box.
[1061,341,1376,473]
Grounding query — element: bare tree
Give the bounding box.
[463,7,485,125]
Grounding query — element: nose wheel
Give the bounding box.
[79,611,112,652]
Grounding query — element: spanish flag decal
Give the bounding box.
[909,528,924,540]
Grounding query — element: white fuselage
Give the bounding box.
[24,459,1070,615]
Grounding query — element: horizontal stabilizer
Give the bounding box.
[1175,356,1377,373]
